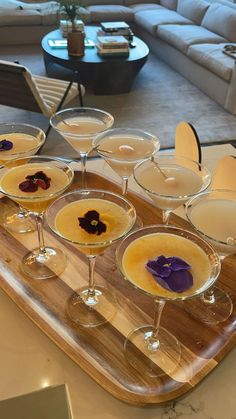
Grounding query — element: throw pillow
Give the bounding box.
[160,0,177,10]
[202,3,236,42]
[0,0,21,9]
[17,1,58,11]
[177,0,210,24]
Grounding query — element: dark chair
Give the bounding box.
[0,59,85,137]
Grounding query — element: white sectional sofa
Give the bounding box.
[1,0,236,114]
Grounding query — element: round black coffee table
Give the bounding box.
[41,26,149,95]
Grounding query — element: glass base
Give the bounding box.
[21,247,67,280]
[4,206,35,234]
[184,286,233,324]
[124,325,181,377]
[67,285,117,327]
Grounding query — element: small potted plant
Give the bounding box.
[57,0,85,56]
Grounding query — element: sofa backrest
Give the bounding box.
[159,0,177,10]
[124,0,160,5]
[201,2,236,41]
[177,0,210,24]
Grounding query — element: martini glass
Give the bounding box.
[0,123,45,233]
[134,155,211,224]
[185,189,236,323]
[46,189,136,327]
[92,128,160,196]
[0,155,74,279]
[116,225,220,377]
[50,107,114,186]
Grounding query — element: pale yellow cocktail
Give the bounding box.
[0,163,71,213]
[122,232,211,299]
[55,198,133,255]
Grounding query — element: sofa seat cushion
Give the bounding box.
[201,3,236,43]
[86,5,134,22]
[187,43,235,81]
[135,8,193,35]
[157,24,226,54]
[0,9,41,26]
[129,3,163,13]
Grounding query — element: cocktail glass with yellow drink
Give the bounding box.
[0,123,45,233]
[185,189,236,323]
[50,107,114,186]
[92,128,160,196]
[46,189,136,327]
[116,225,220,377]
[0,155,74,279]
[134,155,211,224]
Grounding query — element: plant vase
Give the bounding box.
[67,30,85,56]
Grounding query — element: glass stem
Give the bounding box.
[35,214,46,255]
[201,287,216,304]
[162,209,171,224]
[80,152,87,187]
[85,255,98,306]
[18,205,28,218]
[121,177,129,195]
[147,298,165,352]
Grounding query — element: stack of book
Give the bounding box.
[96,35,129,57]
[60,20,84,37]
[97,21,133,41]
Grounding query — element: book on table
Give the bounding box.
[101,21,130,32]
[96,45,129,57]
[97,35,129,49]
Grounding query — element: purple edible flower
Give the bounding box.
[0,139,13,151]
[78,210,107,235]
[146,255,193,293]
[19,171,51,193]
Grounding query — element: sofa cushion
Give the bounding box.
[129,4,163,13]
[135,9,193,35]
[0,9,41,25]
[160,0,177,10]
[187,43,235,81]
[124,0,159,4]
[157,24,226,54]
[177,0,210,25]
[201,3,236,42]
[86,5,134,22]
[18,1,58,11]
[0,0,21,9]
[83,0,122,5]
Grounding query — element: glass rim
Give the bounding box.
[46,188,137,248]
[115,224,221,301]
[133,155,211,200]
[186,188,236,247]
[92,127,160,161]
[50,106,114,137]
[0,155,74,201]
[0,123,45,158]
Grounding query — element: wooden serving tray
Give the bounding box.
[0,172,235,405]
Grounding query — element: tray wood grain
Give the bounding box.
[0,171,235,405]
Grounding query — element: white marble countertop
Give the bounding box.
[0,144,235,418]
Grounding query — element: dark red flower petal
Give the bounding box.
[19,179,38,192]
[35,178,50,190]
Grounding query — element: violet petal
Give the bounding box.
[146,260,171,278]
[165,269,193,293]
[0,139,13,151]
[167,256,191,271]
